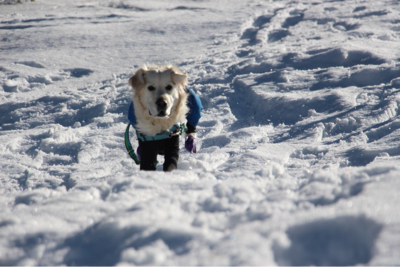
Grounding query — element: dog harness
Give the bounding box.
[136,122,187,142]
[124,122,187,165]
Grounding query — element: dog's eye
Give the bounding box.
[165,85,172,91]
[147,85,156,91]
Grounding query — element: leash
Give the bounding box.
[124,123,141,165]
[124,122,187,165]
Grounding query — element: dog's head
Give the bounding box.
[129,65,188,118]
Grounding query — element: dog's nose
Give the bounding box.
[156,98,167,110]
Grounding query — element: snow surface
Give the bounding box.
[1,0,400,265]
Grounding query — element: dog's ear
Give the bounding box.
[129,68,146,90]
[171,71,188,86]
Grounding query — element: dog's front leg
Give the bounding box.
[138,140,158,171]
[163,136,180,172]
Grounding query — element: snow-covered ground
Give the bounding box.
[1,0,400,265]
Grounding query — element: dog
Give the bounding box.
[128,65,198,171]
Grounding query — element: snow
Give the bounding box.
[1,0,400,265]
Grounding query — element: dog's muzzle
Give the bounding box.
[156,98,168,117]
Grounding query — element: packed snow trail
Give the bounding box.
[1,0,400,265]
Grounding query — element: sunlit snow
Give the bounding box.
[1,0,400,265]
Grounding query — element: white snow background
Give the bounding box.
[1,0,400,265]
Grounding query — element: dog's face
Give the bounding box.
[130,66,187,118]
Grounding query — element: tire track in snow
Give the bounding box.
[0,65,132,191]
[209,1,400,170]
[187,6,397,263]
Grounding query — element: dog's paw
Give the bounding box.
[185,136,197,154]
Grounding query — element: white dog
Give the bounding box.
[128,65,202,171]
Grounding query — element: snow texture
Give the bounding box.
[1,0,400,265]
